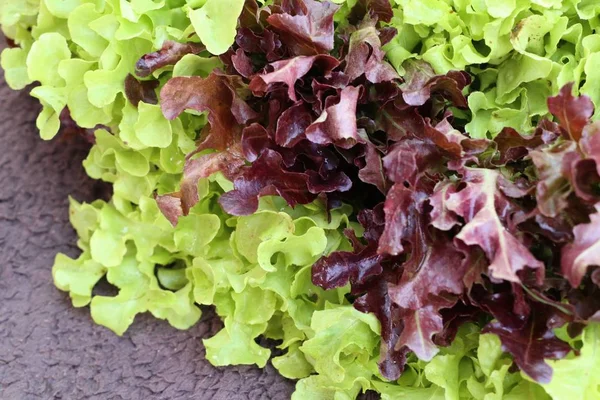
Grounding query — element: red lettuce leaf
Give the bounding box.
[377,182,428,256]
[530,141,581,217]
[423,118,489,159]
[344,18,399,83]
[547,83,594,142]
[382,139,440,186]
[161,74,258,153]
[492,127,544,165]
[561,203,600,287]
[429,180,460,231]
[353,276,408,380]
[447,168,545,283]
[219,149,316,215]
[181,149,246,212]
[349,0,394,24]
[135,40,205,77]
[267,0,340,56]
[124,74,159,107]
[249,55,339,101]
[231,48,255,78]
[396,303,445,361]
[239,0,262,30]
[358,143,388,193]
[388,233,466,311]
[482,303,573,384]
[399,60,470,107]
[311,241,383,289]
[155,194,183,226]
[304,86,364,148]
[242,123,271,161]
[275,101,313,147]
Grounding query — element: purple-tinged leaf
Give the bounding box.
[239,0,261,30]
[344,18,399,83]
[124,74,159,107]
[430,180,460,231]
[482,306,572,384]
[155,194,183,226]
[423,118,488,158]
[493,127,543,165]
[354,277,408,380]
[305,86,364,148]
[577,122,600,196]
[275,101,313,147]
[357,204,386,242]
[378,27,397,46]
[249,55,339,101]
[382,139,440,186]
[231,49,255,78]
[219,149,315,215]
[358,143,388,193]
[349,0,394,23]
[377,102,426,141]
[241,123,271,162]
[561,202,600,287]
[572,159,600,202]
[530,141,580,217]
[312,242,383,289]
[435,300,482,347]
[135,41,205,77]
[581,122,600,169]
[396,305,444,361]
[378,181,432,256]
[306,169,352,194]
[535,119,562,144]
[161,74,258,153]
[267,0,340,56]
[400,60,470,107]
[180,148,246,213]
[235,27,284,62]
[389,228,466,311]
[547,83,594,142]
[447,168,545,283]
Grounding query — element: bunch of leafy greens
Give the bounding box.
[313,83,600,385]
[151,0,598,396]
[2,0,600,399]
[382,0,600,138]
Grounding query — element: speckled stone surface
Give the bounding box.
[0,39,295,399]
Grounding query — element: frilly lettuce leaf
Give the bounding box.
[536,323,600,400]
[188,0,246,55]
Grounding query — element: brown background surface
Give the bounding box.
[0,38,295,399]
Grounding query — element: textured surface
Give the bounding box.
[0,43,295,399]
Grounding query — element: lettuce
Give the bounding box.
[384,0,600,138]
[538,324,600,400]
[3,1,600,399]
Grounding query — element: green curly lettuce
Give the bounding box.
[384,0,600,138]
[0,0,247,140]
[534,324,600,400]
